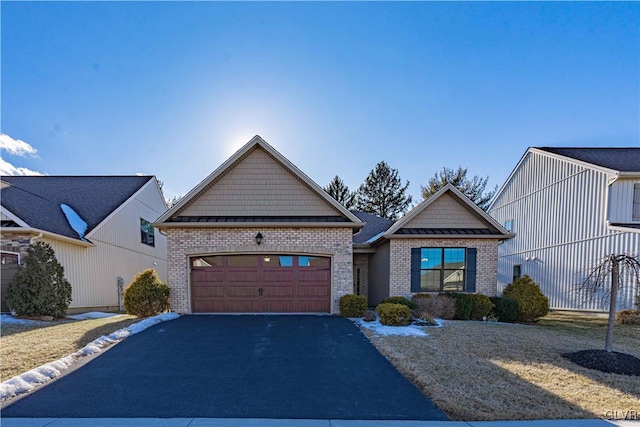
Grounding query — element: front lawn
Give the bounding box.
[360,312,640,421]
[1,315,138,382]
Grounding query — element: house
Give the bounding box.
[0,176,168,313]
[155,136,512,314]
[488,147,640,312]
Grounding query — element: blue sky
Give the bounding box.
[1,1,638,201]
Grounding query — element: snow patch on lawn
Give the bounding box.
[0,314,50,325]
[0,312,179,401]
[66,312,123,320]
[355,318,443,337]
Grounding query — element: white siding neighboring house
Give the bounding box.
[0,176,168,313]
[488,147,640,312]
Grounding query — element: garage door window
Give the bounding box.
[192,256,224,268]
[228,255,258,267]
[263,255,293,267]
[298,256,330,267]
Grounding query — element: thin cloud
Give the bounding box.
[0,134,38,157]
[0,158,45,176]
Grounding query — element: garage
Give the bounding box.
[190,254,331,313]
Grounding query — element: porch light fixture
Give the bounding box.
[255,232,263,245]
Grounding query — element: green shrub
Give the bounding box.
[339,294,367,318]
[376,303,412,326]
[6,242,72,318]
[470,294,495,320]
[414,294,456,320]
[411,293,432,301]
[490,296,519,323]
[503,276,549,322]
[383,296,418,310]
[124,269,170,317]
[616,309,640,325]
[443,292,474,320]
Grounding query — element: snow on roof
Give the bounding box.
[60,204,88,239]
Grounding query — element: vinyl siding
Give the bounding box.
[40,181,168,310]
[181,147,338,217]
[489,150,639,311]
[368,241,390,305]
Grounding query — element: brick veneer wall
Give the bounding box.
[389,238,499,298]
[165,227,353,314]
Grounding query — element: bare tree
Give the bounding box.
[421,166,497,211]
[578,254,640,352]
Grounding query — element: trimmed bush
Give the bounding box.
[616,309,640,325]
[339,294,367,318]
[490,296,519,323]
[6,242,72,318]
[443,292,474,320]
[414,294,456,320]
[470,294,495,321]
[383,296,418,310]
[411,293,432,301]
[376,303,412,326]
[124,269,170,318]
[503,276,549,322]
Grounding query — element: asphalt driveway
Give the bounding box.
[2,315,447,420]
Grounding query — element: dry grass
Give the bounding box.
[0,315,138,382]
[361,312,640,421]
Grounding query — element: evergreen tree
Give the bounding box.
[6,242,72,318]
[421,166,497,211]
[324,175,355,209]
[355,161,412,220]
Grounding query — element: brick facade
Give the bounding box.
[166,227,353,314]
[389,238,499,298]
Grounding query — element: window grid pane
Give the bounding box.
[419,248,466,292]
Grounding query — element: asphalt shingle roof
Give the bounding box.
[537,147,640,172]
[351,211,395,244]
[0,176,153,241]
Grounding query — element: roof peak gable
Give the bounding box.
[156,136,363,225]
[384,184,512,238]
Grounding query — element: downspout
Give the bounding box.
[30,232,43,244]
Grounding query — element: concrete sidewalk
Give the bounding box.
[0,418,636,427]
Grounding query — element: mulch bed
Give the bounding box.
[563,349,640,376]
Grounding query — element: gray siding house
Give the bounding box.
[156,136,512,314]
[488,147,640,312]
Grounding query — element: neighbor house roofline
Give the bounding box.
[84,176,160,239]
[489,147,634,211]
[0,206,29,228]
[0,226,96,247]
[155,135,364,228]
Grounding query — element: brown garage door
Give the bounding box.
[190,254,331,313]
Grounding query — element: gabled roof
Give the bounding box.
[489,146,640,211]
[384,184,513,239]
[536,147,640,173]
[0,175,154,242]
[156,136,363,228]
[351,211,395,244]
